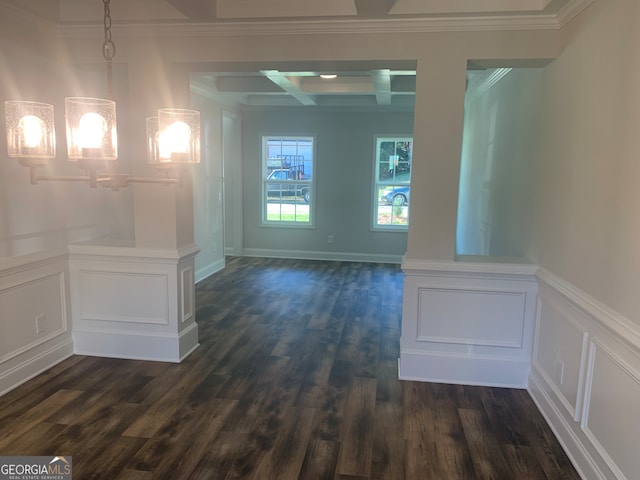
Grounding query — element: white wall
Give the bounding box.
[530,0,640,327]
[241,108,413,262]
[0,22,115,257]
[526,2,640,479]
[191,93,227,281]
[457,68,543,258]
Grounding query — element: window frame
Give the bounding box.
[261,135,316,228]
[371,135,413,231]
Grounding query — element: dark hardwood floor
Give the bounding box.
[0,257,580,479]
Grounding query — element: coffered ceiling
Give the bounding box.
[189,61,418,110]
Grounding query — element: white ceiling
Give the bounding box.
[4,0,585,109]
[45,0,582,23]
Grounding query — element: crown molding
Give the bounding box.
[556,0,596,27]
[54,0,596,39]
[58,14,561,41]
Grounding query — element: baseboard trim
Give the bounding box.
[242,248,403,264]
[73,323,199,363]
[179,323,200,361]
[398,349,530,388]
[0,338,74,397]
[528,368,607,480]
[195,258,225,283]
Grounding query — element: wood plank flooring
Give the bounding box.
[0,257,580,479]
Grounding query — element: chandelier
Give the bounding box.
[4,0,200,190]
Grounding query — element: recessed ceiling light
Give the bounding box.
[320,74,337,79]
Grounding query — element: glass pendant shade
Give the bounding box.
[2,1,201,190]
[65,97,117,161]
[154,108,200,165]
[4,101,56,159]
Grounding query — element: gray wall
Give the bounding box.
[242,108,413,261]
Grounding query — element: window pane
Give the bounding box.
[373,136,412,228]
[263,136,313,225]
[395,141,412,182]
[378,141,395,182]
[377,185,410,226]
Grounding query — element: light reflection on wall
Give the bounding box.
[456,67,543,258]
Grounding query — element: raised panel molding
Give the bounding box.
[532,290,589,421]
[181,266,194,323]
[416,286,527,347]
[399,259,538,388]
[76,270,170,325]
[0,271,68,363]
[581,339,640,480]
[529,268,640,480]
[0,250,73,397]
[69,242,200,363]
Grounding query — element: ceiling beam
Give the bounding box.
[371,69,391,106]
[261,70,316,106]
[216,76,283,93]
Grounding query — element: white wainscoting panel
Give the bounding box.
[533,291,589,421]
[417,286,526,347]
[399,259,538,388]
[529,268,640,480]
[69,242,200,363]
[0,249,74,396]
[77,270,169,325]
[581,340,640,480]
[181,265,194,323]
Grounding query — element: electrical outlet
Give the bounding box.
[328,235,335,244]
[35,314,46,334]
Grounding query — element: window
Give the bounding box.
[373,136,412,228]
[262,136,314,225]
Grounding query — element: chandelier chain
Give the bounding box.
[102,0,116,62]
[102,0,115,100]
